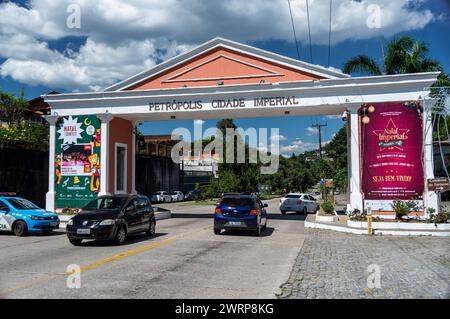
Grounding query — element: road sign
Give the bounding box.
[428,178,450,192]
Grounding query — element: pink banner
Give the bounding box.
[361,102,424,200]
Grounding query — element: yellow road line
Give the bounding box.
[71,236,176,274]
[0,236,176,297]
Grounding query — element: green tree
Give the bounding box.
[0,89,28,126]
[343,36,450,86]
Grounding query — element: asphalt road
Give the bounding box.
[0,198,309,299]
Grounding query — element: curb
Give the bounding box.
[304,220,450,237]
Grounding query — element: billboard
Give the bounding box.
[55,115,101,209]
[361,102,424,204]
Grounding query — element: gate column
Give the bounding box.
[347,106,363,212]
[98,113,113,196]
[44,115,58,212]
[423,107,439,214]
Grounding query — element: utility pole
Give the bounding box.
[312,123,328,159]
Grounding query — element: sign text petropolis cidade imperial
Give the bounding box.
[148,96,300,112]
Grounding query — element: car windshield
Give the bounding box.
[286,194,302,199]
[83,197,127,210]
[6,198,40,210]
[220,197,254,207]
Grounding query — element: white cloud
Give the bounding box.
[305,127,317,136]
[271,134,287,142]
[280,139,317,156]
[0,0,436,91]
[326,114,342,119]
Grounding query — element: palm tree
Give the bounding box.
[343,36,450,87]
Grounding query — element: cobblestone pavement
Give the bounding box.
[278,229,450,299]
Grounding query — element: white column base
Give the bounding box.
[348,192,363,212]
[46,191,56,212]
[425,191,439,216]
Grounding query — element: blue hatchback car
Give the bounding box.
[0,196,60,236]
[214,195,268,236]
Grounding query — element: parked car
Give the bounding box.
[0,196,60,236]
[214,195,268,236]
[185,189,203,201]
[151,191,172,203]
[280,193,319,215]
[170,191,184,202]
[66,194,156,245]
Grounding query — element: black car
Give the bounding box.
[66,194,156,246]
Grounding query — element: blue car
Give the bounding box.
[0,196,60,236]
[214,195,268,236]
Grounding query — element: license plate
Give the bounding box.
[228,221,242,226]
[50,222,58,227]
[77,228,90,235]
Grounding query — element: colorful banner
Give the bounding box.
[55,115,101,209]
[361,102,424,201]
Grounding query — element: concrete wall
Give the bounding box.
[108,117,133,194]
[0,145,48,208]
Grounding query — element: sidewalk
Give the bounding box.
[277,228,450,299]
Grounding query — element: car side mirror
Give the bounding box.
[125,205,135,213]
[263,203,268,208]
[0,206,9,213]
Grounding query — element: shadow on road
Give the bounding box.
[172,212,310,221]
[0,230,66,237]
[78,232,169,247]
[266,213,308,221]
[221,227,275,237]
[171,213,214,219]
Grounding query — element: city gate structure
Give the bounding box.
[43,38,440,216]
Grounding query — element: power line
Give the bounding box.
[327,0,333,67]
[287,0,301,60]
[306,0,313,64]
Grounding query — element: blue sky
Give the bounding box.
[1,0,449,156]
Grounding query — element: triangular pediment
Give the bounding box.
[105,37,349,91]
[163,54,283,83]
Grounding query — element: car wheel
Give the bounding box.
[254,225,262,237]
[146,220,156,237]
[213,228,221,235]
[281,210,286,215]
[261,222,267,231]
[113,226,127,245]
[69,238,82,246]
[13,221,27,237]
[316,205,320,212]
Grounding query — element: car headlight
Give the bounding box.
[30,215,45,220]
[67,219,73,226]
[99,219,115,226]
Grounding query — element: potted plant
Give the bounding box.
[316,201,338,222]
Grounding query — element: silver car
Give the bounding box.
[151,191,172,203]
[280,193,319,215]
[170,191,184,202]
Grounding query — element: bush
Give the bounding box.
[61,207,79,215]
[321,201,334,214]
[391,200,422,220]
[348,208,366,221]
[427,207,449,225]
[0,124,49,149]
